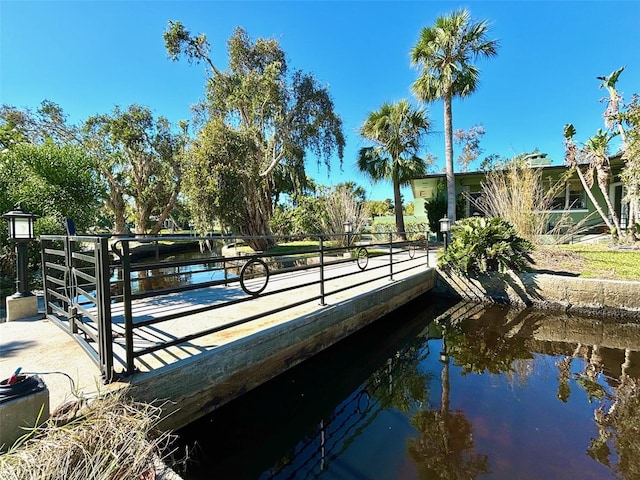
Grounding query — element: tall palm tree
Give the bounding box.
[358,99,431,240]
[411,9,498,222]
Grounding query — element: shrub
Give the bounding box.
[438,217,535,274]
[370,220,429,241]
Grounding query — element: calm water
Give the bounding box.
[172,294,640,479]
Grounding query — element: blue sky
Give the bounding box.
[2,1,639,201]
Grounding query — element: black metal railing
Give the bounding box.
[40,232,430,383]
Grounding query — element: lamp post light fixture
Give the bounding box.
[3,205,38,298]
[439,215,451,250]
[343,220,353,247]
[439,336,450,364]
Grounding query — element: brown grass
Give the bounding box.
[0,389,173,480]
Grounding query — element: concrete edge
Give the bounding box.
[434,269,640,319]
[129,269,436,431]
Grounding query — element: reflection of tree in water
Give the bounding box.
[553,340,640,478]
[265,337,435,478]
[404,305,545,480]
[407,340,489,480]
[370,344,433,413]
[588,375,640,479]
[444,307,542,377]
[408,408,489,480]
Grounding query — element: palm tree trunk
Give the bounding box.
[444,94,456,222]
[596,171,622,236]
[574,166,615,233]
[393,171,407,241]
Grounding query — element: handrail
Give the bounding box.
[40,231,430,382]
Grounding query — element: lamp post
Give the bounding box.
[439,215,451,250]
[343,220,353,247]
[3,205,39,321]
[439,335,449,364]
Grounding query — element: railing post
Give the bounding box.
[121,240,135,376]
[389,232,394,281]
[65,236,77,334]
[319,236,326,306]
[426,231,430,268]
[95,237,114,383]
[40,238,53,317]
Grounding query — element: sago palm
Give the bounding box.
[358,99,431,240]
[411,8,498,222]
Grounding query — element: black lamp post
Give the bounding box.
[439,215,451,251]
[3,205,38,297]
[343,220,353,247]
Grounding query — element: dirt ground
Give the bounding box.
[530,247,586,277]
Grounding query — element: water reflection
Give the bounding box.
[173,295,640,479]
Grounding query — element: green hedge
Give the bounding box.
[370,221,430,241]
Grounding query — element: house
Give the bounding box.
[409,153,631,234]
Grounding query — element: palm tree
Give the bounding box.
[411,9,498,222]
[358,99,431,240]
[564,124,622,237]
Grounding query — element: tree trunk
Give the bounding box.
[149,189,180,235]
[105,177,127,235]
[574,166,615,233]
[135,204,149,235]
[444,94,456,223]
[596,165,622,237]
[393,162,407,241]
[240,180,277,252]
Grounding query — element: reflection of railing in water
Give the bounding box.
[264,341,431,479]
[40,232,430,383]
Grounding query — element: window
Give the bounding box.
[551,180,586,211]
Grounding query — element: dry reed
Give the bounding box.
[0,389,173,480]
[470,164,594,243]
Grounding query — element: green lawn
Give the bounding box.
[561,244,640,281]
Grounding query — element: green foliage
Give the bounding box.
[366,199,394,217]
[84,104,185,235]
[411,8,498,222]
[438,217,534,274]
[270,195,326,237]
[423,180,465,234]
[0,143,101,283]
[404,201,415,215]
[0,143,102,233]
[358,99,431,238]
[165,23,344,249]
[0,100,79,147]
[371,220,429,241]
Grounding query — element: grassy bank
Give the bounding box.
[532,244,640,281]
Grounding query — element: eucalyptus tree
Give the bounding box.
[163,22,344,251]
[84,105,186,235]
[411,9,498,222]
[357,99,431,240]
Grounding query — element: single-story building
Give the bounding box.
[409,153,631,234]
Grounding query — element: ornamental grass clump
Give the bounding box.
[438,217,535,275]
[0,389,172,480]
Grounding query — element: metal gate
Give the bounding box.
[40,235,115,383]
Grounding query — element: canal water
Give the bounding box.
[172,294,639,479]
